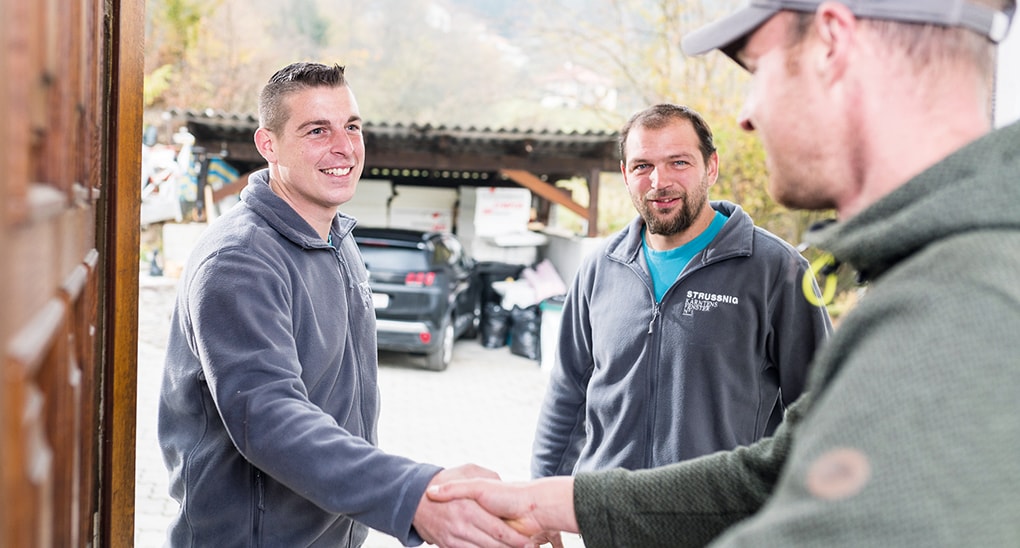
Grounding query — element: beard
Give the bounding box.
[632,176,709,236]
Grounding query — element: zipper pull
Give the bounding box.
[648,303,660,334]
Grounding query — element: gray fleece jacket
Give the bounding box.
[574,121,1020,547]
[158,169,441,547]
[533,201,831,477]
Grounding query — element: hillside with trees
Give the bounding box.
[144,0,849,309]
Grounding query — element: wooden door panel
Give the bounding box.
[3,0,143,546]
[5,297,65,547]
[3,219,102,547]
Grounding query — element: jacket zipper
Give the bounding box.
[333,241,373,439]
[251,468,264,547]
[644,264,694,465]
[647,302,661,334]
[645,300,662,467]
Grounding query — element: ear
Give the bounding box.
[254,127,278,163]
[705,151,720,186]
[813,1,857,83]
[620,160,632,188]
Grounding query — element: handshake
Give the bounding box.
[412,464,578,548]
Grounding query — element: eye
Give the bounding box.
[347,122,362,133]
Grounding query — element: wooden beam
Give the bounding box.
[367,150,618,175]
[499,168,590,220]
[102,0,144,546]
[587,167,602,238]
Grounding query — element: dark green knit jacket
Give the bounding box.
[575,120,1020,547]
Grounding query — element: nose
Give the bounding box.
[649,167,663,189]
[332,131,355,155]
[738,101,755,132]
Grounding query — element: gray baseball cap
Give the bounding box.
[682,0,1014,58]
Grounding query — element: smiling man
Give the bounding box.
[531,104,830,480]
[158,62,530,548]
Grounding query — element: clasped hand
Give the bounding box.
[425,473,577,548]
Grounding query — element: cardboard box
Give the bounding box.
[389,208,454,232]
[389,185,458,232]
[470,187,532,237]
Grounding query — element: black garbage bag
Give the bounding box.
[509,304,541,361]
[481,302,511,349]
[476,261,525,306]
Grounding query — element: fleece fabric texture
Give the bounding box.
[573,120,1020,547]
[159,169,440,547]
[532,201,831,477]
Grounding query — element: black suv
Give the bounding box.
[353,227,481,371]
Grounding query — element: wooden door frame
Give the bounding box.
[100,0,145,545]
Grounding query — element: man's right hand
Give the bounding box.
[427,475,579,547]
[412,464,535,547]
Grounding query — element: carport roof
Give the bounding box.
[166,109,620,236]
[167,109,621,180]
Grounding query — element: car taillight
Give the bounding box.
[404,272,436,286]
[419,332,432,344]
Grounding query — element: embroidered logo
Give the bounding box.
[358,280,374,310]
[683,290,739,317]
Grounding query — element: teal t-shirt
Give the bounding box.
[643,210,728,302]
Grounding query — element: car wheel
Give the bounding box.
[424,315,455,372]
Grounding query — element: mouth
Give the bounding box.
[648,196,681,208]
[321,166,353,177]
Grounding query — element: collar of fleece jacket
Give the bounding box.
[805,121,1020,282]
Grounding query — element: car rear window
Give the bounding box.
[359,245,429,272]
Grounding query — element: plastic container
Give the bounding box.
[539,295,565,374]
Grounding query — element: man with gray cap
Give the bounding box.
[427,1,1020,546]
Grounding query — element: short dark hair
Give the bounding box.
[258,62,348,133]
[618,104,717,165]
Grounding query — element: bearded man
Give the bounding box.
[531,104,832,478]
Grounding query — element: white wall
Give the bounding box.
[540,231,606,287]
[995,15,1020,127]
